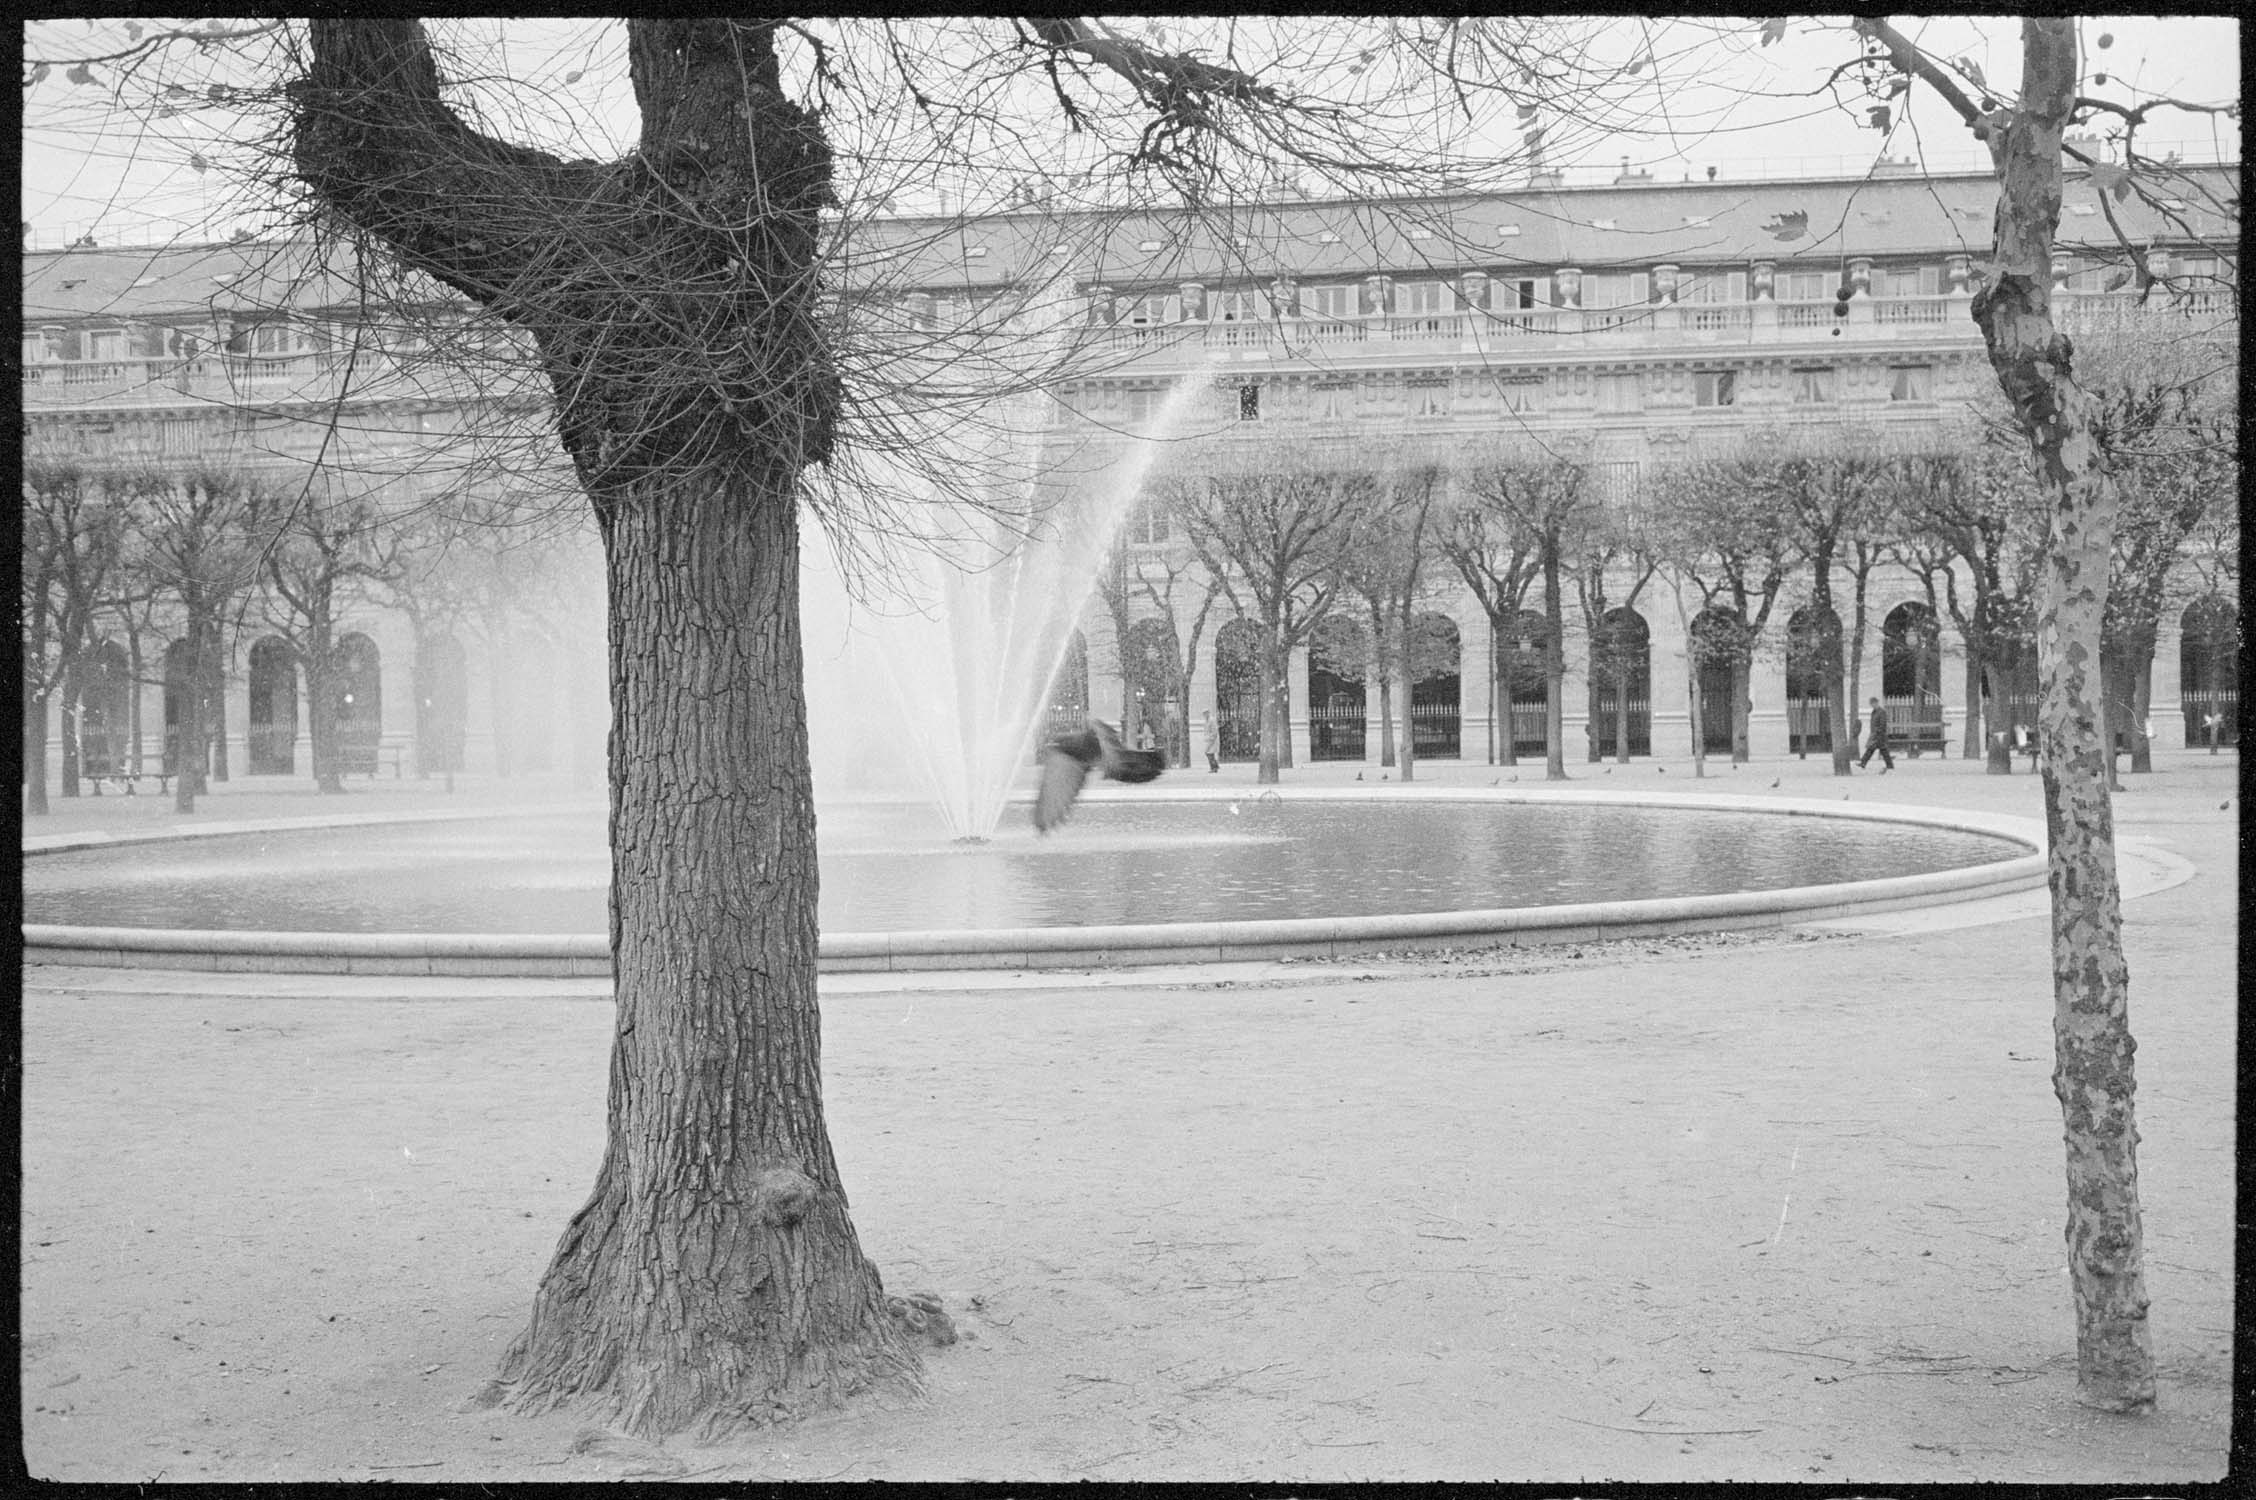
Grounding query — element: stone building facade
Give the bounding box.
[21,162,2239,787]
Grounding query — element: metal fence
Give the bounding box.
[1308,701,1366,762]
[2182,688,2238,749]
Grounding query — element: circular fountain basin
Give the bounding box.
[21,789,2045,976]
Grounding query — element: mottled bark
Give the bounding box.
[1955,17,2155,1413]
[1981,661,2017,774]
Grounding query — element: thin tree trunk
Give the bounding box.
[24,694,51,816]
[1542,547,1566,780]
[1962,649,1985,758]
[1256,626,1284,784]
[485,478,912,1435]
[1729,654,1752,764]
[1982,662,2017,774]
[2127,650,2154,774]
[1954,14,2154,1412]
[1614,664,1630,763]
[175,624,206,813]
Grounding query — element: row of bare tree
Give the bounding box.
[1085,359,2234,788]
[20,458,598,815]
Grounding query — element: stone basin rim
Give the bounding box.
[21,788,2047,975]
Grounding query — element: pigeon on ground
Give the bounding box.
[1034,719,1163,833]
[1770,778,1780,788]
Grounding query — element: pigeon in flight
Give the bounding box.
[1034,719,1164,833]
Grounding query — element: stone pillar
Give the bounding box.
[1937,622,1968,755]
[1748,637,1788,756]
[1647,598,1693,758]
[2148,620,2185,746]
[1461,603,1495,764]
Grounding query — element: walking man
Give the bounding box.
[1858,696,1894,772]
[1202,709,1221,773]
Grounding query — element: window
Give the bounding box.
[1237,383,1261,422]
[1312,383,1354,420]
[1582,273,1648,309]
[1593,371,1642,413]
[1407,379,1450,418]
[1494,374,1545,414]
[1777,269,1832,302]
[1214,289,1267,323]
[160,417,200,455]
[1872,264,1940,298]
[1302,284,1356,319]
[1678,271,1746,304]
[1790,366,1837,403]
[1598,460,1642,507]
[1508,277,1543,309]
[85,329,125,361]
[1121,385,1166,425]
[1693,369,1737,407]
[1123,294,1169,327]
[1126,496,1171,545]
[20,333,44,365]
[1397,281,1449,315]
[1888,364,1933,402]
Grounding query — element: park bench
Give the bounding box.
[339,743,408,778]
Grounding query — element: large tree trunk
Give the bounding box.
[486,479,911,1434]
[1962,16,2153,1413]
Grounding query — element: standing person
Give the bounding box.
[1202,709,1221,773]
[1858,696,1894,772]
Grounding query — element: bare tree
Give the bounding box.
[1852,13,2237,1412]
[1334,455,1445,777]
[22,461,133,813]
[1458,442,1599,779]
[1435,481,1541,767]
[114,467,285,811]
[1569,481,1659,766]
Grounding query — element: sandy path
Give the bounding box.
[18,756,2236,1482]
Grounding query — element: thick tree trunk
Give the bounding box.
[24,694,51,816]
[1964,16,2154,1412]
[485,478,912,1435]
[1614,669,1630,764]
[60,671,82,799]
[2127,651,2154,775]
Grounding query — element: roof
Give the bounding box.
[23,163,2239,322]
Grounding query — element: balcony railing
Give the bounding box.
[1873,294,1954,324]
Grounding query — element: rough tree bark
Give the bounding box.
[290,18,915,1435]
[1862,13,2155,1412]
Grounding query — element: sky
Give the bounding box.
[20,15,2242,249]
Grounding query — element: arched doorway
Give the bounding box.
[2180,594,2238,749]
[1587,606,1651,759]
[1121,615,1182,760]
[1307,613,1369,761]
[1784,604,1842,756]
[1882,601,1944,753]
[1495,608,1549,760]
[1409,611,1461,758]
[334,632,383,775]
[248,636,297,774]
[416,634,468,774]
[76,639,133,781]
[1213,618,1262,762]
[1044,629,1089,745]
[1689,607,1742,755]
